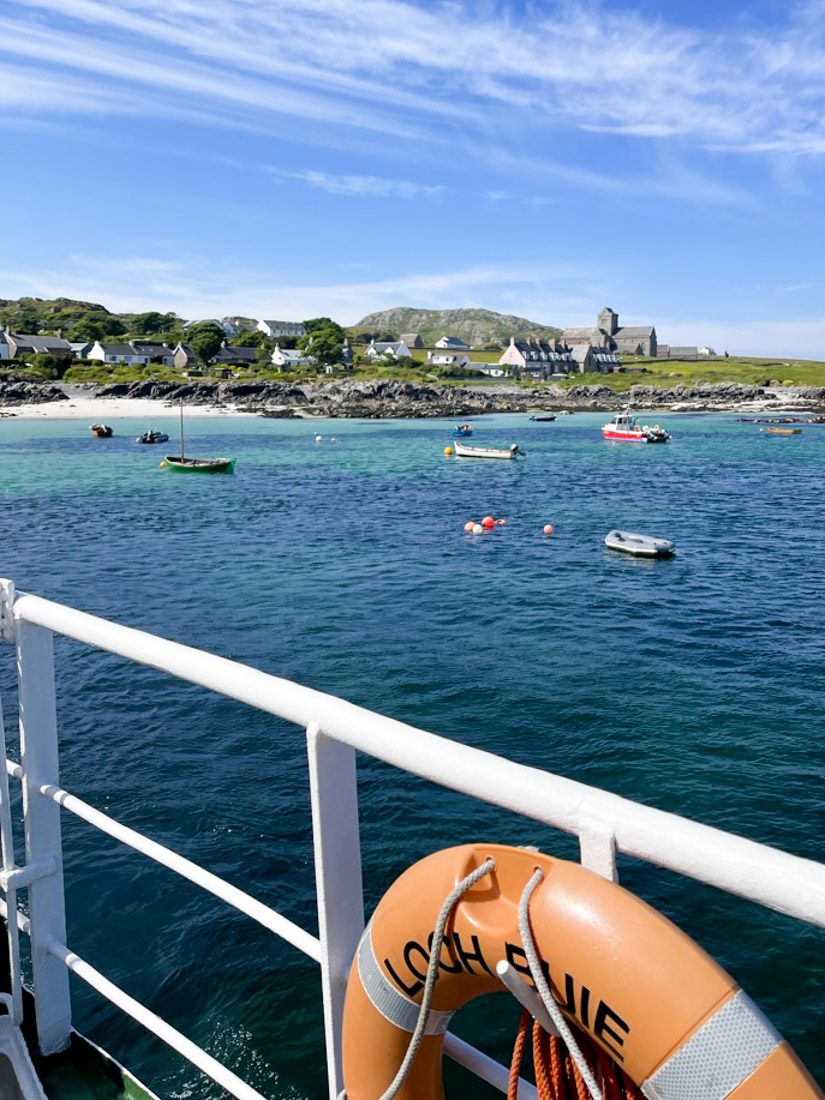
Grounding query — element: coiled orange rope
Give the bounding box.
[507,1011,640,1099]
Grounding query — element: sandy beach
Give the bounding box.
[0,395,254,421]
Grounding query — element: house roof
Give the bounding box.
[437,335,469,347]
[372,341,408,353]
[215,345,258,362]
[96,343,136,356]
[10,333,72,352]
[513,338,557,354]
[131,343,171,356]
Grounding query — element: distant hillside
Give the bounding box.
[352,307,561,347]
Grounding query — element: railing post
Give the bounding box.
[0,694,23,1025]
[16,620,71,1054]
[578,814,618,883]
[307,722,364,1100]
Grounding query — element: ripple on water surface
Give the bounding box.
[1,411,824,1096]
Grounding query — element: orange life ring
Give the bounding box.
[342,843,821,1100]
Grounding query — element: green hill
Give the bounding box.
[352,306,561,348]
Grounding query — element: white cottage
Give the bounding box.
[88,340,173,365]
[258,320,307,338]
[363,339,412,361]
[271,344,311,369]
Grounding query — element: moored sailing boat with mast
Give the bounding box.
[163,399,235,473]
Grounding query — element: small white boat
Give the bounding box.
[604,529,675,557]
[453,440,524,459]
[602,412,669,443]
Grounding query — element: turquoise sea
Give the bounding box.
[1,409,824,1097]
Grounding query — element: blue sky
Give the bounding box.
[2,0,825,356]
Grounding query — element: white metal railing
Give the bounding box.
[2,581,825,1100]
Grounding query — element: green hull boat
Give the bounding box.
[163,455,235,473]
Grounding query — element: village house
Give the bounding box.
[399,333,423,349]
[498,336,574,375]
[0,330,9,360]
[363,339,413,361]
[5,332,74,359]
[427,351,472,368]
[88,340,174,365]
[570,346,620,373]
[220,316,258,337]
[172,343,199,370]
[434,335,470,350]
[213,344,259,368]
[471,363,509,378]
[562,308,657,357]
[257,319,306,339]
[271,344,311,369]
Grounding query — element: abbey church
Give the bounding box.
[562,308,657,357]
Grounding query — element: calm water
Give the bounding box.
[1,409,824,1096]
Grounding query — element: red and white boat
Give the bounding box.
[602,411,670,443]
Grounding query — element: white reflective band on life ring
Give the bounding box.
[356,920,454,1036]
[642,990,781,1100]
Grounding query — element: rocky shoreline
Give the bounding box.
[3,377,825,416]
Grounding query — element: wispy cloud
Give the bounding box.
[776,282,817,293]
[267,169,445,200]
[4,0,825,162]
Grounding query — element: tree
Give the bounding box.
[68,318,108,343]
[66,313,125,340]
[129,311,178,335]
[229,329,271,349]
[186,322,225,364]
[300,327,343,369]
[302,317,345,340]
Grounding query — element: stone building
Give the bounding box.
[562,308,657,357]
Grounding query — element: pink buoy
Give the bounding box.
[472,524,484,535]
[543,524,554,536]
[463,521,475,532]
[481,516,495,529]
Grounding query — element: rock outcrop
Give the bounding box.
[0,380,68,406]
[6,377,824,417]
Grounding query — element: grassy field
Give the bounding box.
[7,355,825,391]
[598,356,825,389]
